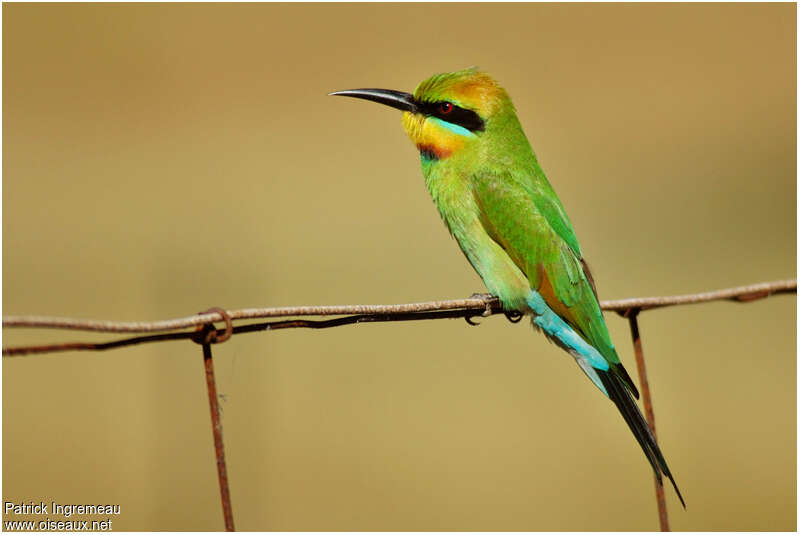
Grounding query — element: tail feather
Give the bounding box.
[526,290,683,506]
[612,361,640,400]
[597,369,686,508]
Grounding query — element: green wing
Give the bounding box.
[470,167,637,394]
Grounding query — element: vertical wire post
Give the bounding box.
[626,309,670,532]
[202,340,235,531]
[195,308,236,531]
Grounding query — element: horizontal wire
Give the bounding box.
[4,279,794,333]
[2,278,794,357]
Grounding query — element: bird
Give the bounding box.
[330,68,684,507]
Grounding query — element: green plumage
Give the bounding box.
[331,67,683,507]
[417,81,633,386]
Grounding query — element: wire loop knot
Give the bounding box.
[193,307,233,345]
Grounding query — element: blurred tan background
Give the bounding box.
[3,3,795,531]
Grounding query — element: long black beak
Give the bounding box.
[329,89,417,113]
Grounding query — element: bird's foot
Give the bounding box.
[464,293,500,326]
[504,310,524,323]
[468,292,498,316]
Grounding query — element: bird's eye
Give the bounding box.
[439,102,453,114]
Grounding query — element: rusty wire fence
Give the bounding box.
[2,278,796,531]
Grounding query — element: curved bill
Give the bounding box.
[329,89,417,113]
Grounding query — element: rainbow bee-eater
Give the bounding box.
[331,68,684,506]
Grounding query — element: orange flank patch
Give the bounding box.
[537,267,576,327]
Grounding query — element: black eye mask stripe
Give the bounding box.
[416,100,486,133]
